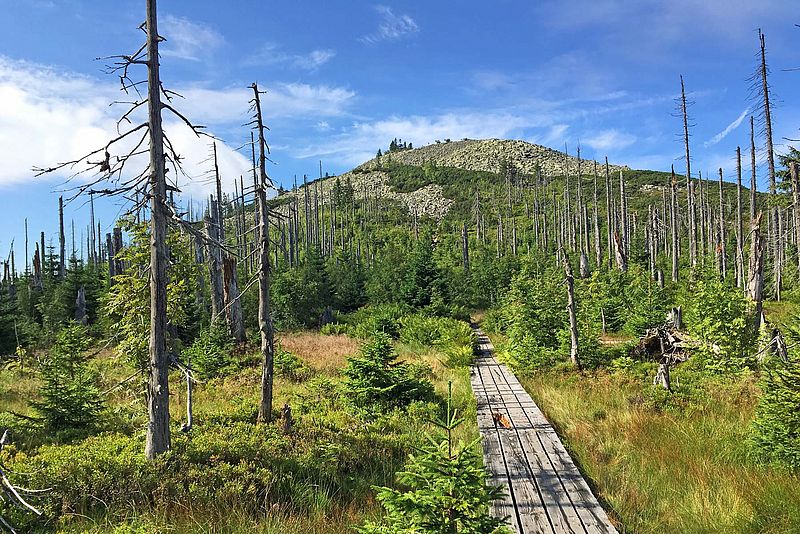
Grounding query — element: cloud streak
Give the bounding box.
[704,108,749,147]
[244,44,336,70]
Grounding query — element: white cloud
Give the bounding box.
[296,112,531,166]
[583,129,637,152]
[704,108,749,147]
[245,44,336,71]
[160,15,224,61]
[0,56,342,200]
[360,5,419,44]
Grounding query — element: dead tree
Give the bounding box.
[564,257,580,368]
[792,163,800,276]
[34,0,212,459]
[736,148,744,287]
[250,83,277,424]
[750,116,757,223]
[1,430,45,532]
[613,230,627,272]
[747,212,765,331]
[718,168,727,278]
[58,196,66,280]
[680,75,697,267]
[670,166,679,282]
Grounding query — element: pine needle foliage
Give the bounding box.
[342,332,434,411]
[752,349,800,470]
[359,384,509,534]
[32,323,103,430]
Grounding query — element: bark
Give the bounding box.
[681,76,697,267]
[718,168,727,278]
[251,83,276,424]
[671,166,679,282]
[792,163,800,276]
[605,157,613,268]
[593,162,602,267]
[564,258,580,368]
[145,0,171,459]
[222,256,246,343]
[58,196,66,280]
[747,212,765,331]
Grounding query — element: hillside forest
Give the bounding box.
[2,2,800,533]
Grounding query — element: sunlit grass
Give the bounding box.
[520,370,800,534]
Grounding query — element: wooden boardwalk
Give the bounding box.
[470,329,618,534]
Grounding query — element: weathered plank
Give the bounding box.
[470,328,619,534]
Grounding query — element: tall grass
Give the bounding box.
[520,370,800,534]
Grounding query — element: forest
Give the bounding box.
[2,1,800,533]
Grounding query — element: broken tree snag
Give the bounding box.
[747,212,766,331]
[564,257,580,368]
[613,230,627,272]
[222,256,246,343]
[461,222,469,271]
[204,206,225,321]
[250,82,277,424]
[653,361,671,391]
[670,165,679,282]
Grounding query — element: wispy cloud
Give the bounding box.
[584,129,637,152]
[244,44,336,70]
[360,5,419,44]
[160,15,224,61]
[704,108,749,147]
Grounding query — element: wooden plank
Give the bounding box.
[469,326,620,534]
[492,366,617,533]
[490,361,616,533]
[480,364,582,534]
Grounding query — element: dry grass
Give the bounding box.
[519,370,800,534]
[277,332,360,374]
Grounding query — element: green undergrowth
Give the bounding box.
[0,314,480,532]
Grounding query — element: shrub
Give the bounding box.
[342,333,435,411]
[684,274,756,374]
[274,348,311,382]
[752,352,800,470]
[31,323,103,431]
[183,322,235,379]
[359,386,508,533]
[346,304,405,339]
[321,322,349,335]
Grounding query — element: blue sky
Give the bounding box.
[0,0,798,266]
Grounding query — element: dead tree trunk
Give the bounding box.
[205,204,224,320]
[747,212,765,331]
[792,162,800,276]
[718,168,727,278]
[593,162,602,268]
[251,83,276,424]
[613,230,627,272]
[750,116,757,223]
[58,196,66,280]
[145,0,170,459]
[461,222,469,271]
[736,148,744,288]
[564,258,580,368]
[605,157,612,268]
[681,75,697,268]
[223,256,246,343]
[670,166,679,282]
